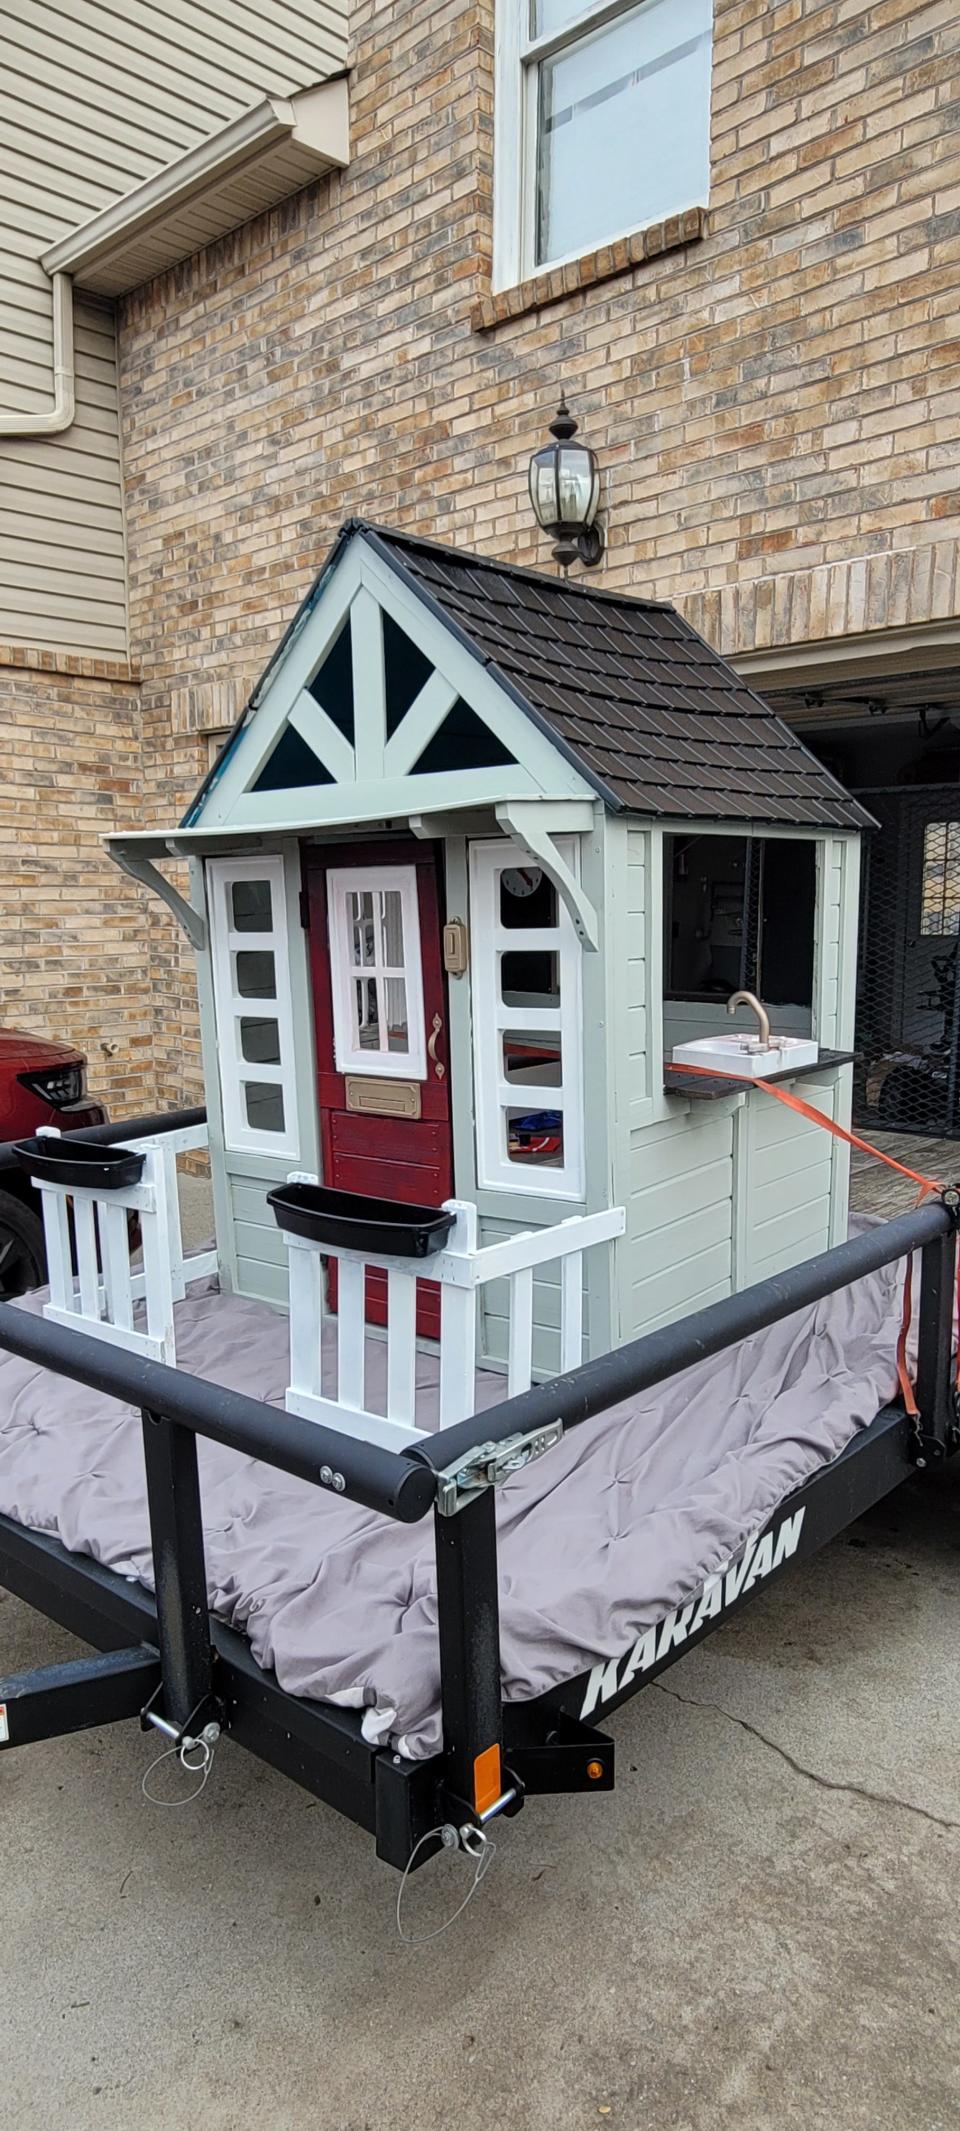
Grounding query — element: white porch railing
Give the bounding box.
[29,1122,216,1367]
[280,1193,626,1453]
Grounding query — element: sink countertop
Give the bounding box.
[663,1049,856,1101]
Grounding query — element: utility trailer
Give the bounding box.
[0,1105,956,1878]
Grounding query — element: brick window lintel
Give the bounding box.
[471,207,707,333]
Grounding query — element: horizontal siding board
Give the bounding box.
[630,1153,732,1229]
[630,1238,732,1325]
[0,0,347,655]
[235,1256,288,1307]
[629,1196,732,1287]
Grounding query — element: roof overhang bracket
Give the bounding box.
[110,846,206,951]
[496,801,599,951]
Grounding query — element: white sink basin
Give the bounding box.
[672,1033,820,1079]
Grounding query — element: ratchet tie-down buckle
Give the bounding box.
[434,1421,564,1517]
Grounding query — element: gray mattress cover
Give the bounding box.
[0,1240,909,1759]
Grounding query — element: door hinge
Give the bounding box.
[434,1422,563,1517]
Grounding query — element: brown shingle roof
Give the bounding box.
[358,523,871,832]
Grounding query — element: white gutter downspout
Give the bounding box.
[0,271,75,437]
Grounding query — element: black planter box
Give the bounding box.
[14,1135,145,1193]
[267,1182,455,1260]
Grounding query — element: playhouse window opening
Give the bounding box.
[470,836,584,1197]
[327,865,427,1079]
[664,834,815,1015]
[208,856,299,1159]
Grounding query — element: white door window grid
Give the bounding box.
[493,0,713,290]
[469,837,584,1198]
[326,865,427,1079]
[207,856,299,1157]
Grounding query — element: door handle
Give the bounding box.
[428,1013,445,1080]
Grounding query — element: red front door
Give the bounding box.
[303,839,453,1338]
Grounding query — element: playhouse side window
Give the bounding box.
[207,856,299,1158]
[469,837,584,1199]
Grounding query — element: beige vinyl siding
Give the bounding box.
[0,0,348,656]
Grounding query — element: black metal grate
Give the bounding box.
[853,786,960,1139]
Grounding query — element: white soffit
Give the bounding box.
[41,79,349,298]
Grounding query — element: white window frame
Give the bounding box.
[326,864,428,1080]
[493,0,712,292]
[207,855,300,1159]
[469,836,584,1200]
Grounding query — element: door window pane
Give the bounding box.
[239,1016,281,1065]
[379,888,405,966]
[355,976,380,1048]
[385,977,409,1052]
[536,0,711,267]
[231,878,272,932]
[349,891,375,965]
[235,950,277,999]
[243,1081,285,1134]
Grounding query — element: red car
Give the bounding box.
[0,1027,107,1298]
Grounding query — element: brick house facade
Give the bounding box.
[4,0,960,1117]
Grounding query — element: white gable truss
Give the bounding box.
[187,534,596,835]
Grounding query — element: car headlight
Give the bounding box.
[17,1063,87,1107]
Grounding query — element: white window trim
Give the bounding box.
[469,836,584,1200]
[208,855,300,1159]
[326,865,428,1080]
[493,0,712,293]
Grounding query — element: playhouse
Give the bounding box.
[4,520,957,1879]
[97,520,870,1428]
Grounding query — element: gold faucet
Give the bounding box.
[727,989,771,1051]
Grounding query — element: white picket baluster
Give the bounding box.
[288,1238,324,1400]
[162,1141,187,1302]
[73,1196,100,1321]
[38,1184,73,1314]
[508,1266,534,1396]
[560,1250,584,1372]
[337,1258,366,1412]
[386,1267,418,1425]
[100,1201,134,1333]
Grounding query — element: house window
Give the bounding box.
[326,865,427,1079]
[208,856,299,1157]
[920,821,960,936]
[469,838,584,1198]
[494,0,713,288]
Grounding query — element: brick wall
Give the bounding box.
[107,0,960,1108]
[0,661,155,1111]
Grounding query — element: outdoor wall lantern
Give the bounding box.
[528,397,604,569]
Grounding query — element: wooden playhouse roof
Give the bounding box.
[347,523,870,831]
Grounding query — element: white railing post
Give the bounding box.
[560,1250,584,1372]
[337,1258,366,1413]
[438,1199,478,1426]
[386,1267,418,1426]
[287,1237,324,1404]
[507,1265,534,1396]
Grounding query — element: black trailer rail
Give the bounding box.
[0,1105,957,1872]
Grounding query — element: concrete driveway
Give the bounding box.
[2,1468,958,2131]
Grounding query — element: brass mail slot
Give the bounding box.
[345,1075,422,1119]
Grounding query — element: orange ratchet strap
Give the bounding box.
[669,1061,957,1415]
